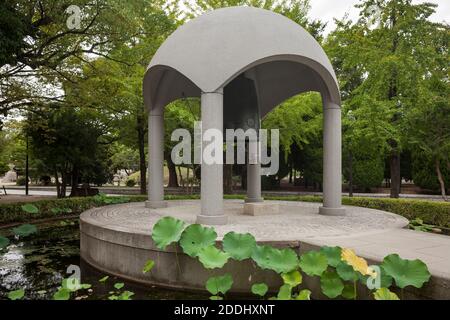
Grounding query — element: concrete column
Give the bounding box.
[246,139,263,203]
[196,89,227,225]
[146,107,167,209]
[319,101,345,216]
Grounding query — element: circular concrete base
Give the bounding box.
[80,200,408,293]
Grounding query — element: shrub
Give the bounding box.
[16,177,27,186]
[0,195,147,224]
[126,179,136,187]
[1,194,449,229]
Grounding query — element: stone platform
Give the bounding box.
[80,200,450,299]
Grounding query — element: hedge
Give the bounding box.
[1,194,449,228]
[264,195,450,228]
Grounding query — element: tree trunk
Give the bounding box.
[54,167,61,199]
[241,165,247,190]
[167,155,179,188]
[348,152,354,197]
[69,166,79,197]
[435,158,448,201]
[178,166,184,188]
[60,172,67,199]
[390,151,401,198]
[137,113,147,195]
[224,164,233,194]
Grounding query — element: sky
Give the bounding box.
[308,0,450,34]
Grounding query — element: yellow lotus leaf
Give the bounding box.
[341,248,369,275]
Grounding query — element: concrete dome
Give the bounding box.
[143,6,340,116]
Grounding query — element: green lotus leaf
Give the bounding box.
[206,274,233,295]
[251,245,299,274]
[99,276,109,283]
[296,289,311,300]
[381,254,431,289]
[251,283,268,297]
[299,251,328,276]
[251,245,273,270]
[8,289,25,300]
[209,295,223,300]
[0,236,10,249]
[336,261,359,281]
[152,216,186,250]
[142,259,155,273]
[222,231,256,260]
[379,266,394,288]
[341,283,356,300]
[198,246,230,269]
[53,288,70,300]
[277,284,292,300]
[114,282,125,290]
[320,246,342,267]
[12,224,38,237]
[373,287,400,300]
[180,224,217,257]
[21,204,39,214]
[117,291,134,300]
[320,271,344,298]
[281,270,302,287]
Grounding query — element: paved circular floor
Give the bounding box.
[81,199,409,241]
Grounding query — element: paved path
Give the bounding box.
[2,185,446,201]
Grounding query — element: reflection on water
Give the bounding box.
[0,220,207,300]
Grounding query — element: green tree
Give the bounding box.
[326,0,444,198]
[26,106,112,197]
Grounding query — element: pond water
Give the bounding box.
[0,220,208,300]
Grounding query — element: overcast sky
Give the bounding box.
[308,0,450,34]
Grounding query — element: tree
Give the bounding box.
[26,106,112,197]
[326,0,444,198]
[407,72,450,200]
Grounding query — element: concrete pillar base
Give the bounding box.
[319,207,346,216]
[196,214,228,226]
[245,197,264,203]
[145,201,168,209]
[244,202,279,216]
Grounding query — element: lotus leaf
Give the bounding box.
[320,246,342,267]
[206,274,233,295]
[277,284,292,300]
[373,287,400,300]
[198,246,230,269]
[296,289,311,300]
[222,232,256,260]
[142,259,155,273]
[281,270,302,287]
[152,217,186,249]
[320,271,344,298]
[251,283,268,297]
[8,289,25,300]
[381,254,430,289]
[180,224,217,257]
[252,245,298,274]
[13,224,38,237]
[336,261,359,281]
[299,251,328,276]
